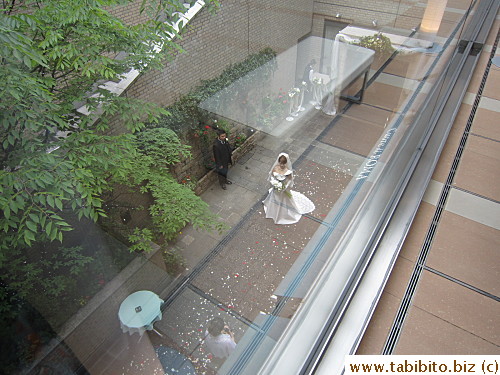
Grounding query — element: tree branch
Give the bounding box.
[3,0,17,15]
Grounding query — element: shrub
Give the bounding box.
[355,33,395,59]
[160,245,186,275]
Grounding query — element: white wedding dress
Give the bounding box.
[263,170,315,224]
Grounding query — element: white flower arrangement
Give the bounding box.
[270,176,286,191]
[288,87,301,98]
[312,77,323,85]
[270,175,292,197]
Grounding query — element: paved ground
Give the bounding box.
[131,95,398,374]
[101,103,360,374]
[81,7,500,373]
[92,45,446,374]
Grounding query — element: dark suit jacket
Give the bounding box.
[213,138,232,168]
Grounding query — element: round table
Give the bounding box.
[155,346,196,375]
[118,290,163,336]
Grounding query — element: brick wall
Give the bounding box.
[249,0,314,53]
[107,0,149,26]
[112,0,314,113]
[102,0,429,184]
[121,5,248,109]
[109,0,426,119]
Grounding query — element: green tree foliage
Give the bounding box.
[1,245,93,309]
[127,128,226,250]
[0,0,219,254]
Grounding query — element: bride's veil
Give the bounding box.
[268,152,294,187]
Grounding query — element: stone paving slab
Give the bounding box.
[153,287,248,374]
[190,210,321,322]
[293,159,353,220]
[363,81,413,111]
[344,103,398,126]
[177,227,221,271]
[383,52,436,81]
[321,113,389,157]
[306,140,364,176]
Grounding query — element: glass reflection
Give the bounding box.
[1,0,477,374]
[199,35,375,135]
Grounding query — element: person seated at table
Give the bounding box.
[204,317,236,361]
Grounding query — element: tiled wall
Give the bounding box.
[311,0,424,39]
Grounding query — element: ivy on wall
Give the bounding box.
[152,47,277,137]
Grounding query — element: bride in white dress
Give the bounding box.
[262,152,315,224]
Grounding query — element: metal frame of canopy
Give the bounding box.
[319,38,375,115]
[339,69,370,104]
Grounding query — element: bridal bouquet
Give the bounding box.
[270,176,292,198]
[312,76,323,85]
[270,176,285,191]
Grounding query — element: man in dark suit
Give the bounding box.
[213,129,233,190]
